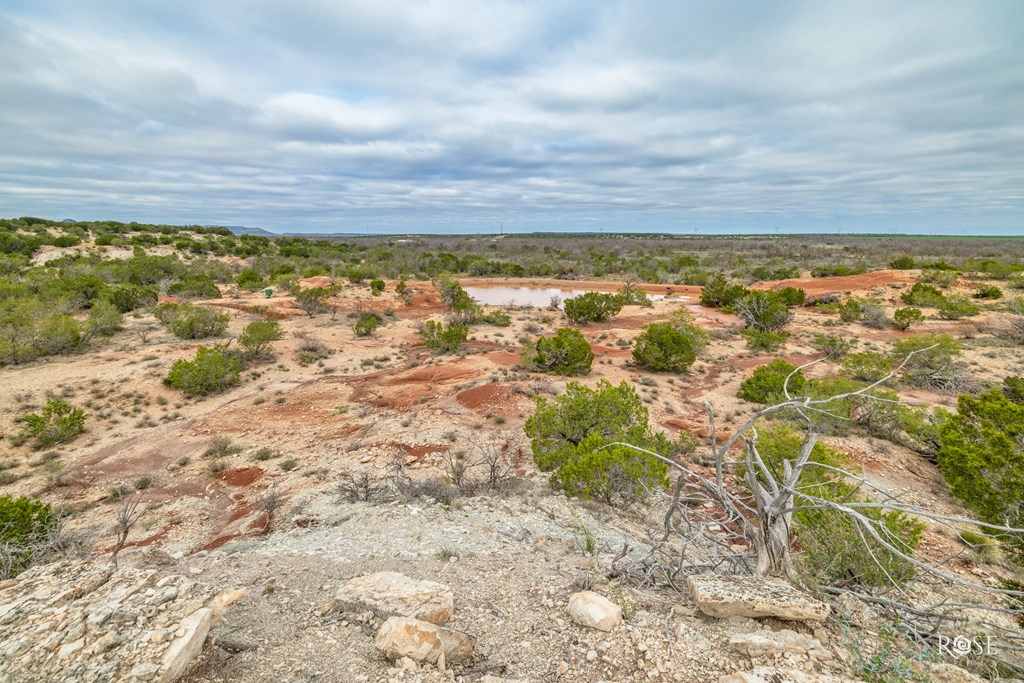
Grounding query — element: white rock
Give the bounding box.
[336,572,454,625]
[688,575,830,622]
[567,591,622,632]
[729,630,832,660]
[159,608,212,683]
[374,616,475,665]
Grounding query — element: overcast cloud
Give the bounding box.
[0,1,1021,233]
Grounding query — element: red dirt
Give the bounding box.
[299,275,333,289]
[762,269,914,296]
[485,350,521,365]
[221,466,265,487]
[455,383,522,416]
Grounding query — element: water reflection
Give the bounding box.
[464,286,668,309]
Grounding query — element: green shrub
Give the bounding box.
[395,280,408,295]
[85,300,124,337]
[775,286,806,307]
[235,268,266,291]
[841,351,892,383]
[919,269,958,288]
[165,346,241,396]
[354,312,381,337]
[632,322,697,373]
[753,426,923,588]
[889,255,916,270]
[615,286,653,307]
[891,307,925,331]
[1009,273,1024,290]
[892,333,964,390]
[35,315,82,355]
[238,320,281,359]
[741,328,788,352]
[810,264,865,278]
[525,380,672,504]
[837,298,863,323]
[522,328,594,376]
[475,310,512,326]
[167,274,220,299]
[158,303,229,339]
[699,274,748,309]
[900,283,944,307]
[0,495,57,577]
[106,284,158,313]
[936,293,979,320]
[563,292,623,323]
[19,399,86,448]
[937,387,1024,561]
[734,291,793,332]
[370,279,386,296]
[419,320,467,354]
[974,284,1002,300]
[811,333,856,359]
[294,287,334,317]
[738,359,806,404]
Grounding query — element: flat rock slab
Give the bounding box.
[688,575,830,622]
[336,571,454,625]
[374,616,474,667]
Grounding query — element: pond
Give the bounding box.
[463,285,666,309]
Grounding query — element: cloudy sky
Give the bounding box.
[1,1,1022,234]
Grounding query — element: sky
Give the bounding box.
[0,1,1022,235]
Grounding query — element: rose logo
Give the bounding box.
[951,636,973,657]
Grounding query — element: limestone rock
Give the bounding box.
[374,616,475,666]
[688,575,830,622]
[336,571,454,625]
[729,629,832,660]
[923,663,987,683]
[567,591,622,632]
[720,668,858,683]
[0,559,239,683]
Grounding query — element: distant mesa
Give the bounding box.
[219,225,277,236]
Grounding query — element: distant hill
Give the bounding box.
[219,225,276,236]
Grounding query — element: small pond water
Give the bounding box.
[464,285,667,308]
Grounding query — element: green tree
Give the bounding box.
[235,268,266,291]
[34,315,82,355]
[370,279,386,296]
[632,322,697,373]
[522,328,594,376]
[733,291,793,332]
[699,274,748,309]
[164,305,229,339]
[0,496,56,578]
[354,312,381,337]
[294,287,333,317]
[85,301,124,339]
[937,388,1024,560]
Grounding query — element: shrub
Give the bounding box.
[837,299,863,322]
[522,328,593,376]
[841,351,892,383]
[937,387,1024,561]
[203,436,242,459]
[107,284,158,313]
[1010,273,1024,290]
[0,496,57,578]
[892,334,965,391]
[35,315,82,355]
[892,307,925,331]
[741,328,788,352]
[632,322,698,373]
[419,320,467,354]
[370,279,386,295]
[811,333,857,359]
[167,274,220,299]
[165,346,241,396]
[238,320,281,359]
[475,310,512,326]
[563,292,623,323]
[733,291,792,332]
[775,286,806,307]
[699,274,748,309]
[810,264,865,278]
[919,269,958,288]
[294,287,334,317]
[353,312,381,337]
[85,300,124,338]
[861,305,889,330]
[738,359,806,404]
[936,294,979,320]
[752,425,923,588]
[235,268,266,291]
[889,254,916,270]
[974,284,1002,300]
[901,283,944,307]
[525,380,672,504]
[395,280,408,295]
[20,399,86,448]
[615,286,653,307]
[159,304,229,339]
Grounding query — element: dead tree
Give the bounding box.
[110,489,146,569]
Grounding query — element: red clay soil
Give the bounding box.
[485,350,521,365]
[221,466,265,487]
[455,383,523,416]
[299,275,333,289]
[761,270,914,296]
[457,277,702,297]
